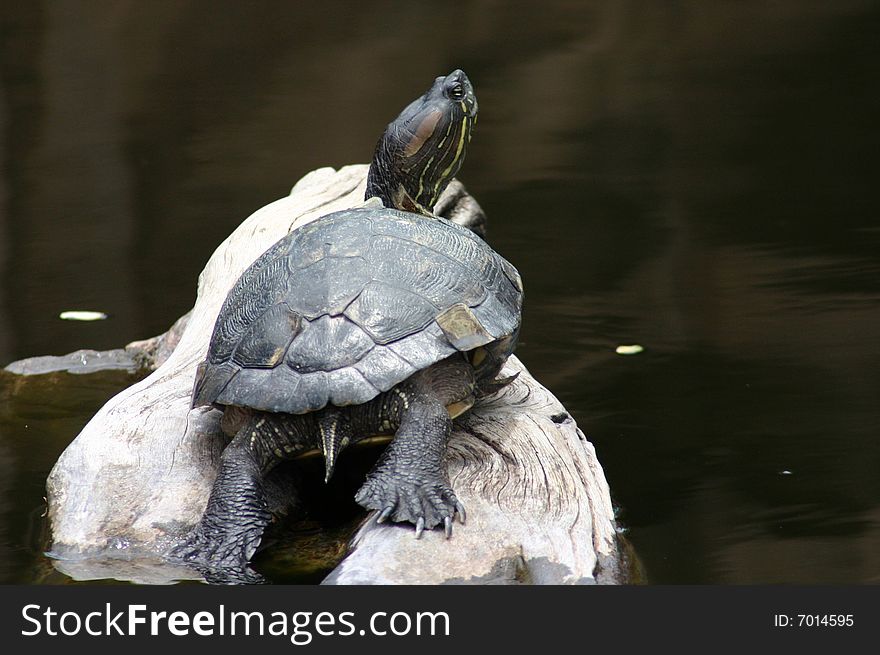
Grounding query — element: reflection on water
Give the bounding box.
[1,1,879,583]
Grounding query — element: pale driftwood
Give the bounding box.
[325,356,622,584]
[46,165,624,584]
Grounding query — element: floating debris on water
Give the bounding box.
[779,470,793,476]
[615,344,644,355]
[59,310,108,321]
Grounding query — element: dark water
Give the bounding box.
[1,1,879,584]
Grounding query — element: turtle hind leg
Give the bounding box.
[167,412,312,584]
[353,357,472,538]
[353,392,464,538]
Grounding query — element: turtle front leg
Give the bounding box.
[354,357,473,538]
[168,413,311,583]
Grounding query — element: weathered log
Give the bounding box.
[45,165,624,584]
[324,355,622,585]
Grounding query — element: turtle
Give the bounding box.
[170,69,523,582]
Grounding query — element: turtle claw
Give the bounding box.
[455,500,467,524]
[476,371,520,397]
[376,506,394,524]
[356,472,464,538]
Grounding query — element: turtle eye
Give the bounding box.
[448,82,465,100]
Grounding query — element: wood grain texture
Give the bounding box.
[326,356,622,584]
[45,165,624,584]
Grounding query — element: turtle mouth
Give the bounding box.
[462,92,478,118]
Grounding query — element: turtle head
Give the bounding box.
[365,69,478,216]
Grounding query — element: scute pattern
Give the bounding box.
[216,363,301,413]
[368,236,487,309]
[344,281,438,344]
[284,314,375,373]
[209,239,293,363]
[353,346,418,392]
[231,303,300,368]
[327,367,379,406]
[386,322,457,371]
[286,256,370,318]
[290,213,374,269]
[196,206,522,415]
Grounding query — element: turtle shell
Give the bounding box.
[193,206,523,415]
